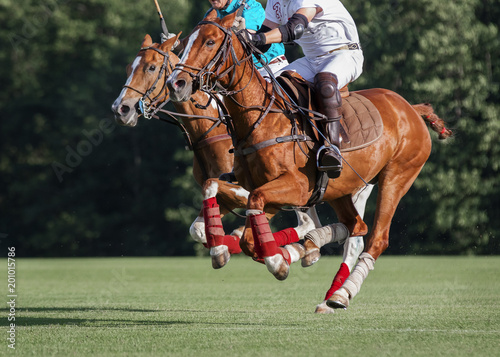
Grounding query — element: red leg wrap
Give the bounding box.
[279,247,292,265]
[203,197,225,248]
[223,235,242,254]
[324,263,350,301]
[249,213,281,258]
[273,227,299,246]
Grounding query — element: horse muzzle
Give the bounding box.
[111,97,139,127]
[166,71,193,102]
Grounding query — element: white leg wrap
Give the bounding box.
[230,227,244,238]
[304,223,349,248]
[306,207,322,228]
[293,210,316,239]
[284,244,301,263]
[342,236,364,271]
[210,245,228,257]
[342,252,375,299]
[246,209,263,216]
[264,254,284,274]
[333,287,350,301]
[204,180,219,199]
[189,216,207,244]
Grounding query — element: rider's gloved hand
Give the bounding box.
[243,30,266,47]
[232,16,246,31]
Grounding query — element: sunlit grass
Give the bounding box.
[4,256,500,356]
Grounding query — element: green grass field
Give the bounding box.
[3,256,500,356]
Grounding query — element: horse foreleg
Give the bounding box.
[201,179,245,269]
[245,178,310,280]
[189,212,208,246]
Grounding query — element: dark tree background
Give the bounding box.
[0,0,498,256]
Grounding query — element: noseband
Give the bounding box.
[173,21,254,95]
[123,46,174,119]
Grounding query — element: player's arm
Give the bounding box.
[251,7,320,46]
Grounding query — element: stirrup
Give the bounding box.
[219,171,237,183]
[317,145,343,179]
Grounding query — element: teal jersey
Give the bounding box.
[207,0,285,68]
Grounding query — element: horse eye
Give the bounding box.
[206,40,216,47]
[148,65,156,72]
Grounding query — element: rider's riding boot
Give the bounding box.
[314,72,343,179]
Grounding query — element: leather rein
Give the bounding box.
[122,45,231,181]
[173,20,314,162]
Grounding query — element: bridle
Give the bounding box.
[122,45,174,120]
[121,43,234,181]
[173,21,254,96]
[172,21,311,159]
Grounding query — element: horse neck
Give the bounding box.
[171,92,223,138]
[171,92,233,181]
[218,43,277,140]
[221,53,286,143]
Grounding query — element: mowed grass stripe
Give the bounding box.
[3,256,500,356]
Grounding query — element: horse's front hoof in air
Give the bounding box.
[302,238,321,267]
[264,254,289,281]
[210,245,230,269]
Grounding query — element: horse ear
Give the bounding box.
[204,9,218,21]
[141,34,153,48]
[160,32,182,52]
[221,12,237,29]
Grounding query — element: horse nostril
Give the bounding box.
[120,104,131,115]
[175,79,186,90]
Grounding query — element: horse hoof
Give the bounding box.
[301,248,320,267]
[288,243,306,260]
[326,294,349,309]
[264,254,289,281]
[210,246,230,269]
[314,301,335,314]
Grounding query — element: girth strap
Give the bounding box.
[195,133,232,150]
[232,134,312,157]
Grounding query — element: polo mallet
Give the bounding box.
[154,0,169,40]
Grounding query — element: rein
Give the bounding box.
[123,46,174,120]
[173,21,254,97]
[125,44,233,181]
[177,20,315,162]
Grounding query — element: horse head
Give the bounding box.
[167,11,245,103]
[111,33,181,126]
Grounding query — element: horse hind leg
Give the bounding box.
[294,208,319,238]
[302,194,368,267]
[315,184,374,314]
[327,160,426,309]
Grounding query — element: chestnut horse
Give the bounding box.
[111,33,376,313]
[110,34,319,271]
[112,34,247,263]
[166,11,452,309]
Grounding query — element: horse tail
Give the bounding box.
[412,103,452,140]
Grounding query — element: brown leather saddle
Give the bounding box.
[276,70,383,152]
